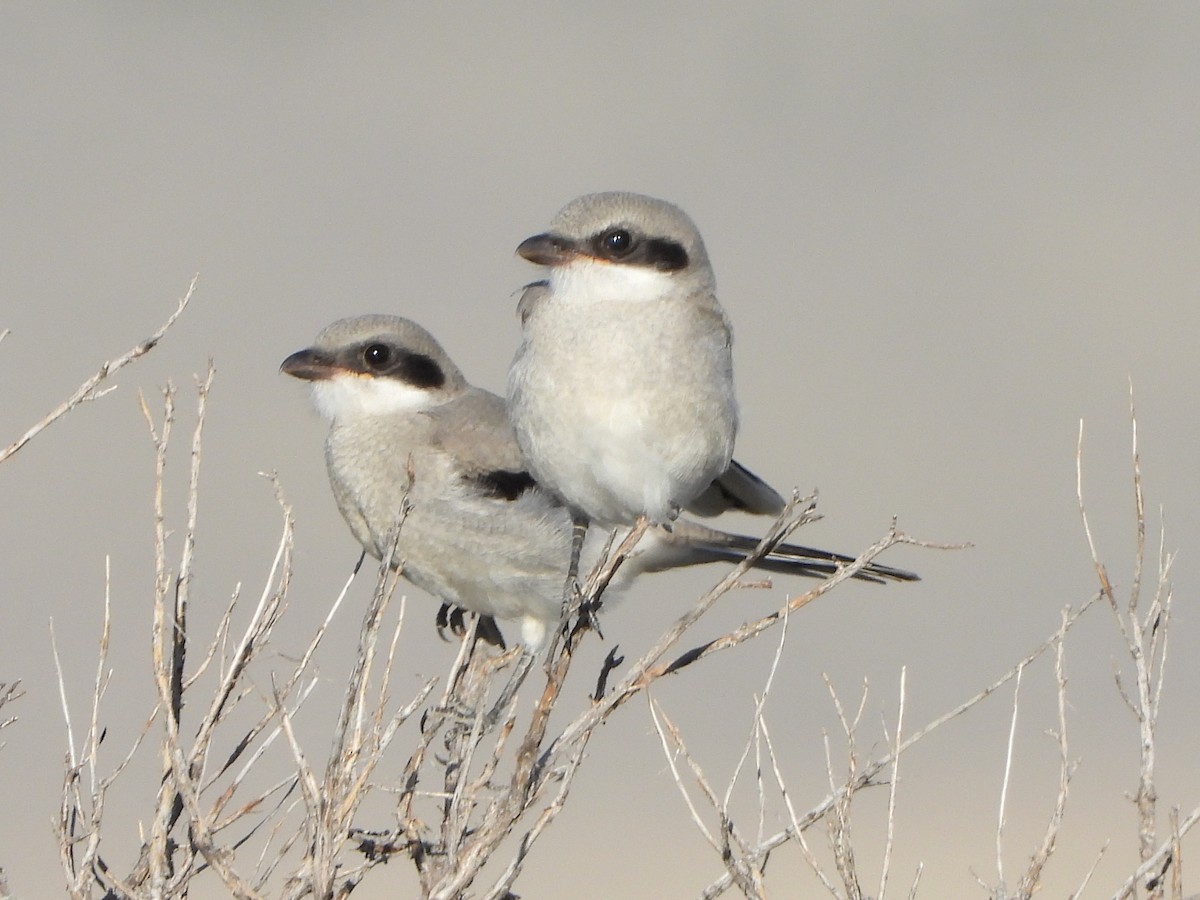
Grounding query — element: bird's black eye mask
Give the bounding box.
[352,341,446,389]
[588,226,689,272]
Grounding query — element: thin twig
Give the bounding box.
[1110,803,1200,899]
[700,598,1099,897]
[995,660,1025,892]
[878,666,906,900]
[1016,612,1076,895]
[0,275,196,464]
[648,694,721,851]
[1070,842,1108,899]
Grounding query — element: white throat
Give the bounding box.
[310,374,436,423]
[550,258,678,305]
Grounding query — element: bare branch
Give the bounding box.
[1016,613,1076,895]
[761,712,840,897]
[995,660,1025,893]
[878,665,906,900]
[700,599,1098,897]
[0,275,196,464]
[1081,392,1178,887]
[0,681,23,737]
[648,694,721,852]
[1111,802,1200,900]
[1071,842,1109,899]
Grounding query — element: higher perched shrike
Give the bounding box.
[283,315,916,651]
[507,191,778,529]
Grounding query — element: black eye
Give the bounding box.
[600,228,634,257]
[363,343,392,369]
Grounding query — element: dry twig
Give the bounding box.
[699,596,1099,899]
[1077,393,1187,898]
[0,276,196,465]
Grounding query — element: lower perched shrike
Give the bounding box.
[282,315,916,651]
[508,191,773,530]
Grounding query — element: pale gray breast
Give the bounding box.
[527,291,732,401]
[324,414,424,558]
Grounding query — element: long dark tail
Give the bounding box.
[642,519,919,584]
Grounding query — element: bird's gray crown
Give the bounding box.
[308,314,467,391]
[544,191,713,281]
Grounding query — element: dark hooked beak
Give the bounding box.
[280,347,337,381]
[516,232,578,266]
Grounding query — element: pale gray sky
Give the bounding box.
[3,4,1199,897]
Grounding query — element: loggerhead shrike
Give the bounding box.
[507,191,774,529]
[283,315,916,651]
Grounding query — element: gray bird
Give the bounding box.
[507,191,775,528]
[282,315,916,651]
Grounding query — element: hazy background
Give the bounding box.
[3,4,1198,896]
